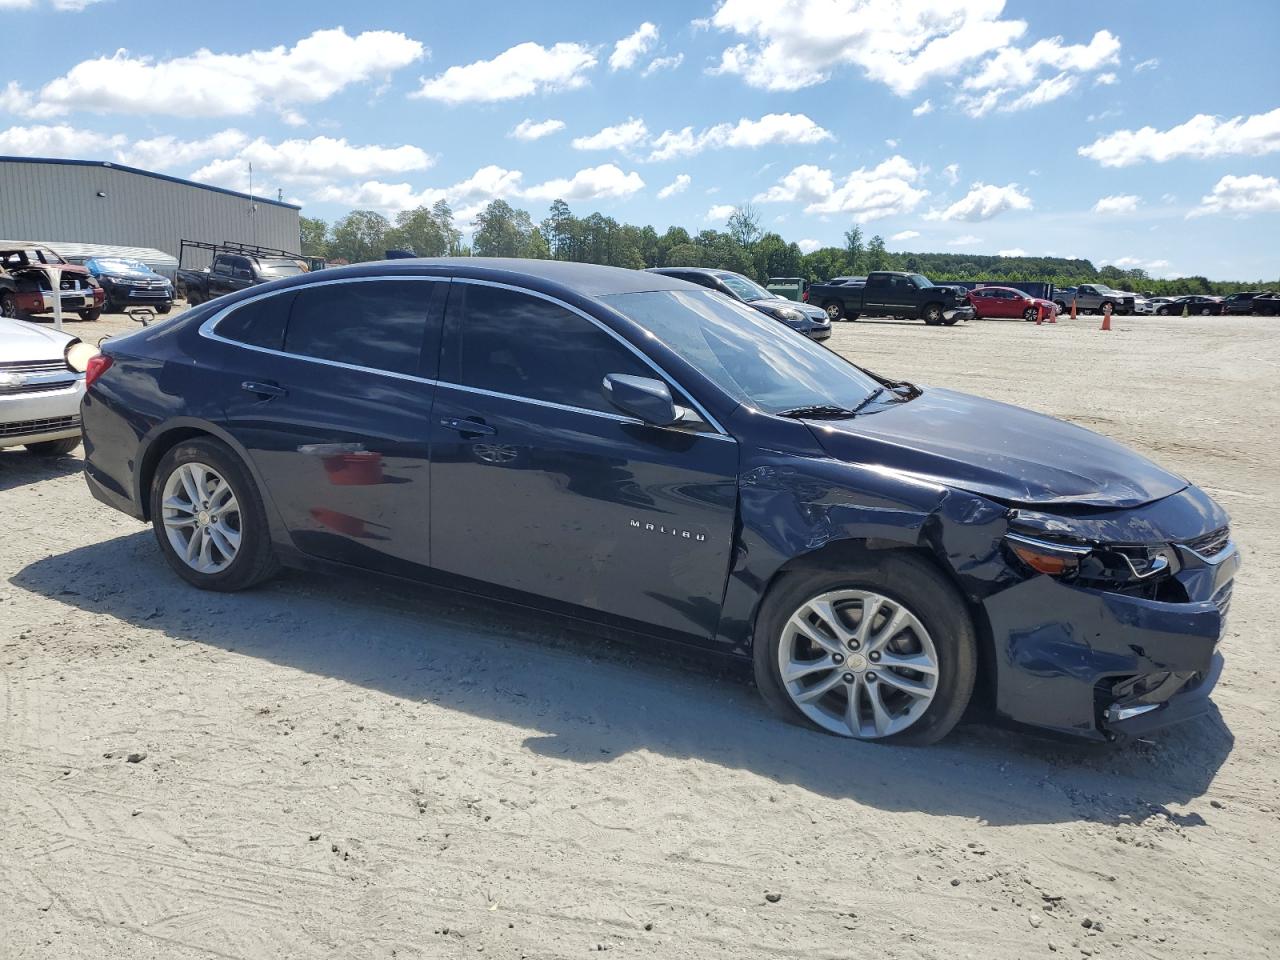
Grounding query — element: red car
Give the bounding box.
[968,285,1058,322]
[0,242,104,322]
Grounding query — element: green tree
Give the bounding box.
[866,234,888,271]
[386,203,454,257]
[329,210,390,263]
[473,200,534,258]
[300,216,329,259]
[726,203,762,250]
[844,225,864,274]
[542,199,576,259]
[664,242,704,267]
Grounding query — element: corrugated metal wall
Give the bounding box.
[0,159,301,269]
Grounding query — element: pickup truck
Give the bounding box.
[175,241,310,306]
[805,271,974,325]
[1051,283,1136,315]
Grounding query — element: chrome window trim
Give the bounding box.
[197,274,734,441]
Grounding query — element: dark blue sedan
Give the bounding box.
[80,259,1238,744]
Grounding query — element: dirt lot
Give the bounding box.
[3,308,1278,959]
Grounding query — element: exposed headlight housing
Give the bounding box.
[64,339,99,373]
[774,306,804,322]
[1005,532,1181,586]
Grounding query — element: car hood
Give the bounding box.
[0,316,75,359]
[99,267,159,280]
[804,387,1187,508]
[759,296,829,322]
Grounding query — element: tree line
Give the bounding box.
[300,200,1276,297]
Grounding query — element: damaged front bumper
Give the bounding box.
[983,538,1239,740]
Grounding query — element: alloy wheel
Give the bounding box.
[777,589,939,739]
[160,461,241,574]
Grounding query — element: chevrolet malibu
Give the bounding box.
[80,259,1238,744]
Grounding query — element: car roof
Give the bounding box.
[285,258,700,299]
[646,266,732,280]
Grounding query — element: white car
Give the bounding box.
[1132,296,1154,315]
[1,316,96,455]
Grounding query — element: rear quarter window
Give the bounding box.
[216,292,294,350]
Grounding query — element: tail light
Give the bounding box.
[801,289,809,302]
[85,353,113,390]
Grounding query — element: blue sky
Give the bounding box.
[2,0,1278,279]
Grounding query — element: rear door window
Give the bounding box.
[284,279,445,377]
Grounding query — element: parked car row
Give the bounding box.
[1,241,175,320]
[803,271,976,326]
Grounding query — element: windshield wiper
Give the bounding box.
[777,403,860,420]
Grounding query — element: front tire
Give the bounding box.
[24,437,80,456]
[0,291,17,318]
[752,552,976,745]
[149,437,279,592]
[922,304,944,325]
[823,300,844,322]
[78,308,102,322]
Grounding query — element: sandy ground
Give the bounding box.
[2,307,1278,960]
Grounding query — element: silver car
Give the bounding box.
[1,316,95,455]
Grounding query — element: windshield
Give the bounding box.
[91,257,151,274]
[256,259,306,277]
[602,289,881,415]
[908,273,932,288]
[717,272,772,302]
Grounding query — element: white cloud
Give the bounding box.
[523,163,645,202]
[642,54,684,76]
[957,29,1120,116]
[1188,174,1280,218]
[797,238,822,253]
[191,136,434,191]
[509,118,565,141]
[1079,108,1280,167]
[703,0,1028,96]
[997,247,1027,257]
[754,155,928,222]
[648,112,831,161]
[1092,193,1139,214]
[315,164,524,219]
[572,117,648,152]
[0,0,105,10]
[657,173,691,199]
[947,234,982,246]
[16,28,424,117]
[912,100,933,116]
[942,163,959,185]
[927,182,1031,221]
[0,123,125,157]
[706,204,736,221]
[413,41,596,103]
[885,138,898,148]
[610,22,658,71]
[1105,256,1170,270]
[1133,57,1159,72]
[1094,72,1117,86]
[891,230,921,241]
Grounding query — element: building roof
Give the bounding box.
[0,156,302,210]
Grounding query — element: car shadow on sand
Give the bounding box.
[13,528,1233,828]
[0,448,84,492]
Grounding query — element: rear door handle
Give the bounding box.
[242,380,287,398]
[439,416,496,437]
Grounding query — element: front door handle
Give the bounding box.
[440,416,496,437]
[242,380,287,398]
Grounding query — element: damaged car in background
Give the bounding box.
[0,242,105,322]
[80,259,1238,745]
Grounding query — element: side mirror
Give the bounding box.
[602,374,679,426]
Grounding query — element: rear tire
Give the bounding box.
[24,437,80,456]
[78,309,101,322]
[158,303,172,314]
[149,437,280,592]
[752,552,976,745]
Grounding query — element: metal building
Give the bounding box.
[0,157,301,269]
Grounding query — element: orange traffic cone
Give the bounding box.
[1049,304,1057,323]
[1100,303,1112,331]
[1036,303,1043,325]
[1070,297,1078,320]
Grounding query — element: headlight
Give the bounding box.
[64,339,99,373]
[774,307,804,322]
[1005,532,1180,583]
